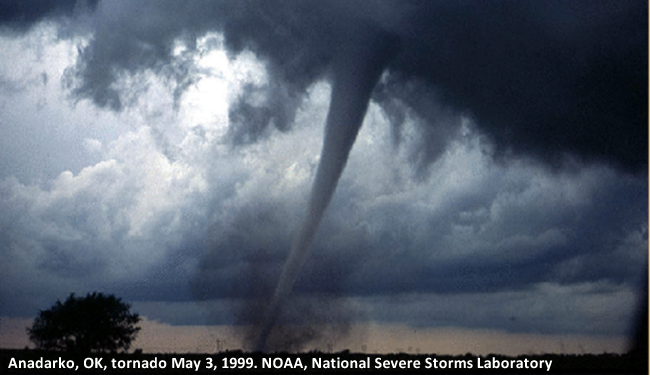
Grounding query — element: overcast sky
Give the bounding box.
[0,0,647,353]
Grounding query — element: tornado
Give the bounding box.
[254,25,400,352]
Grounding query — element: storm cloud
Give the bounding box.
[0,0,646,353]
[45,0,647,172]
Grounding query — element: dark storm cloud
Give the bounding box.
[227,81,303,145]
[190,202,292,300]
[0,0,98,31]
[372,76,464,179]
[385,0,647,172]
[43,0,648,171]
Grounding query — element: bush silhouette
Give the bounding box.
[27,292,141,353]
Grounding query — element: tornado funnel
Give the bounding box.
[254,24,400,352]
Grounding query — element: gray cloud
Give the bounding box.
[0,0,98,32]
[24,0,643,172]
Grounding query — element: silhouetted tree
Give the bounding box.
[27,292,141,353]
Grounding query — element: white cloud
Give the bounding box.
[83,138,102,153]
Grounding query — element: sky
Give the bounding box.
[0,0,647,354]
